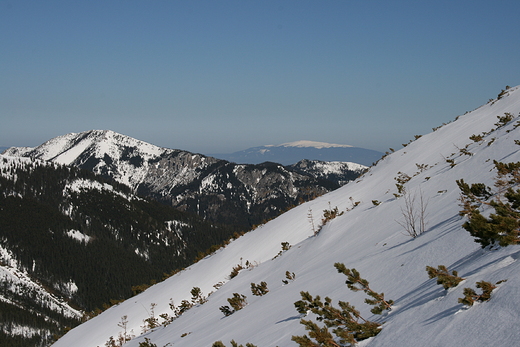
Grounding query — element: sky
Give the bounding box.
[2,0,520,154]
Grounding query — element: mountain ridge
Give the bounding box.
[5,131,365,229]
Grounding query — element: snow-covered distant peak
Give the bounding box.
[4,130,167,163]
[278,140,354,149]
[212,140,378,165]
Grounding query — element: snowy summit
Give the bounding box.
[211,141,382,166]
[277,140,354,149]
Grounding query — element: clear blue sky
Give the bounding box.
[2,0,520,154]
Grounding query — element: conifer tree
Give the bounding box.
[282,271,296,284]
[141,303,159,333]
[212,341,258,347]
[117,315,132,343]
[190,286,207,305]
[292,264,391,346]
[426,265,464,289]
[227,293,248,311]
[138,337,157,347]
[292,291,381,346]
[174,300,193,317]
[458,281,497,306]
[457,161,520,247]
[334,263,393,314]
[219,305,234,317]
[251,281,269,296]
[219,293,248,316]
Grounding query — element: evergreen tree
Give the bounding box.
[190,286,207,305]
[292,292,381,346]
[334,263,393,314]
[292,264,391,346]
[426,265,464,289]
[212,341,258,347]
[251,281,269,296]
[457,161,520,247]
[458,281,497,306]
[219,305,234,317]
[228,293,248,311]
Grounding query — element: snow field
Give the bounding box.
[53,86,520,347]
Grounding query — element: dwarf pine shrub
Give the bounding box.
[212,341,257,347]
[426,265,464,289]
[321,203,344,225]
[457,161,520,247]
[138,337,157,347]
[219,305,234,317]
[335,263,393,314]
[229,259,256,279]
[292,291,381,346]
[159,312,174,326]
[172,299,193,317]
[292,264,393,346]
[228,293,248,311]
[251,281,269,296]
[282,271,296,285]
[469,134,484,142]
[495,112,514,128]
[273,242,292,259]
[229,263,244,279]
[394,171,412,196]
[458,281,497,306]
[141,303,159,333]
[220,293,248,316]
[190,286,207,305]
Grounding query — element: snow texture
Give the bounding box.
[53,86,520,347]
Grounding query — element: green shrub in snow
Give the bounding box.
[291,263,393,346]
[426,265,464,290]
[457,161,520,247]
[458,280,498,306]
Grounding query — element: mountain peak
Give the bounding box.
[278,140,354,149]
[211,141,382,166]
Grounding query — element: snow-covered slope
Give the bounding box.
[53,86,520,347]
[210,141,383,166]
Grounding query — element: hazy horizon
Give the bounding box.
[2,1,519,154]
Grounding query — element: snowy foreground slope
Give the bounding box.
[54,86,520,347]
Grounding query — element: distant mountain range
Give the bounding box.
[3,131,366,230]
[209,140,383,166]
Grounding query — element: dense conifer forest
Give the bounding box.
[0,157,237,346]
